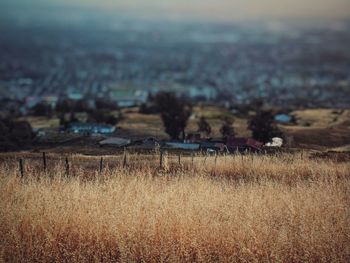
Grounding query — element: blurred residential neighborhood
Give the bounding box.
[1,18,350,117]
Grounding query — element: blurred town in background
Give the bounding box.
[1,15,350,111]
[0,1,349,153]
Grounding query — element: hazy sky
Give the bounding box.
[2,0,350,22]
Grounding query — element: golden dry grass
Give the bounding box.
[0,153,349,262]
[291,109,350,128]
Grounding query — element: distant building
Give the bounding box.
[41,95,59,109]
[189,87,217,101]
[164,142,200,151]
[226,137,263,152]
[185,133,202,143]
[265,137,283,147]
[129,137,161,151]
[274,114,292,124]
[200,141,227,152]
[68,122,116,134]
[108,86,148,107]
[25,96,41,109]
[67,92,84,101]
[99,137,131,147]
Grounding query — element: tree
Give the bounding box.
[155,92,192,140]
[95,99,119,111]
[248,110,283,143]
[0,119,34,151]
[197,117,211,136]
[139,103,158,114]
[69,111,79,123]
[59,113,68,129]
[31,102,52,117]
[105,114,119,126]
[10,121,33,142]
[55,99,71,113]
[220,117,235,138]
[88,110,120,126]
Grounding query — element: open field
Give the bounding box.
[282,109,350,150]
[21,107,350,153]
[1,153,349,262]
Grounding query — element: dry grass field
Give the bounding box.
[0,153,349,262]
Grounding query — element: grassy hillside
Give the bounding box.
[1,153,349,262]
[19,107,350,151]
[282,109,350,150]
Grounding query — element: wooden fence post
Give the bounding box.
[42,152,47,171]
[214,153,219,176]
[19,158,24,178]
[178,153,181,165]
[65,157,69,176]
[191,152,194,167]
[203,154,208,165]
[123,149,127,168]
[99,157,103,173]
[160,150,163,169]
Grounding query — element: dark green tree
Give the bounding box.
[10,121,33,142]
[88,110,120,126]
[55,99,71,113]
[220,117,235,138]
[95,99,119,111]
[0,119,34,151]
[155,92,192,140]
[59,113,68,129]
[197,116,211,136]
[31,102,52,117]
[69,111,79,123]
[248,110,283,143]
